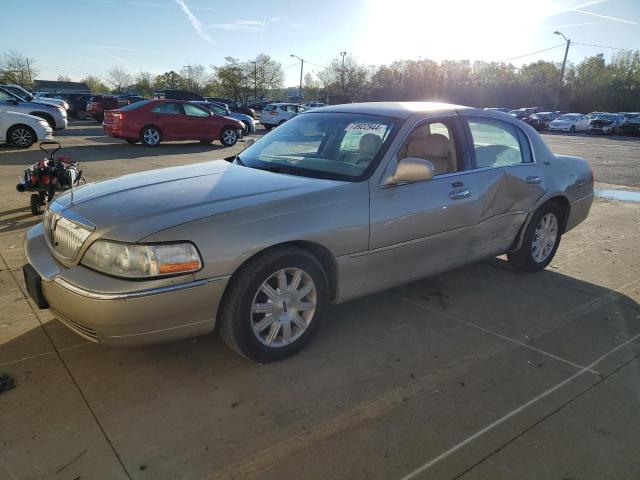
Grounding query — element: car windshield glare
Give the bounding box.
[240,112,399,181]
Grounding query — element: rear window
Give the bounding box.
[263,105,276,112]
[119,100,151,111]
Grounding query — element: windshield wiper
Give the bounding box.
[251,165,286,174]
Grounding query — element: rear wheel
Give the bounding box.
[569,125,575,133]
[218,247,328,362]
[263,124,273,131]
[8,125,36,148]
[141,126,162,146]
[508,203,564,272]
[220,127,238,147]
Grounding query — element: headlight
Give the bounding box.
[81,240,202,278]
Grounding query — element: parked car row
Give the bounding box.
[485,106,640,135]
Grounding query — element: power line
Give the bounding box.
[500,44,566,62]
[572,41,634,51]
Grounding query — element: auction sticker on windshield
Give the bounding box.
[346,122,387,133]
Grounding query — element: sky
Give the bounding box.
[1,0,638,88]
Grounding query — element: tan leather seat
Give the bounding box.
[360,133,382,156]
[404,130,456,175]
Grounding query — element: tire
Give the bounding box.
[242,121,251,134]
[218,246,329,362]
[8,125,36,148]
[220,127,238,147]
[140,125,162,146]
[74,108,86,120]
[263,124,273,131]
[569,125,575,133]
[125,138,138,144]
[30,194,41,215]
[278,120,286,126]
[507,202,564,272]
[31,112,55,129]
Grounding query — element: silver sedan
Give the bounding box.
[23,102,594,362]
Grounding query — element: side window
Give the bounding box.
[286,105,297,113]
[183,103,209,116]
[0,90,13,101]
[399,121,458,176]
[151,102,183,115]
[468,119,525,168]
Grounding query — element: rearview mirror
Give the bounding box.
[384,157,435,186]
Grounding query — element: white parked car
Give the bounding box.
[1,110,52,148]
[260,103,306,130]
[2,84,69,111]
[548,113,590,133]
[303,101,326,109]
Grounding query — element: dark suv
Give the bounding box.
[205,96,256,119]
[86,95,119,122]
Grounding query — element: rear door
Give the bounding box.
[461,115,547,251]
[149,102,186,139]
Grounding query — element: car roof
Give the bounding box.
[312,101,471,119]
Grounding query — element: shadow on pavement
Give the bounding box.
[1,256,638,478]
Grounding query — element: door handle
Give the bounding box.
[449,189,471,200]
[526,176,542,185]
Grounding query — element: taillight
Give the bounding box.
[268,111,278,115]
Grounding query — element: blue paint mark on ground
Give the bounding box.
[595,189,640,203]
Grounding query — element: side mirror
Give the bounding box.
[243,138,256,149]
[384,157,435,186]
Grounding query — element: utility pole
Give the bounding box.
[553,31,571,111]
[251,61,257,101]
[340,51,347,98]
[290,54,304,103]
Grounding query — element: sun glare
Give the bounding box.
[359,0,563,65]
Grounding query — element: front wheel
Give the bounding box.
[569,125,576,133]
[30,194,42,215]
[8,125,36,148]
[218,247,328,362]
[508,203,563,272]
[220,127,238,147]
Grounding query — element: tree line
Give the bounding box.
[1,48,638,112]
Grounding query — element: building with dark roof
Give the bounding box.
[33,80,91,93]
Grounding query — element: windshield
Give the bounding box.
[239,112,400,181]
[595,114,617,121]
[6,85,33,100]
[557,114,578,121]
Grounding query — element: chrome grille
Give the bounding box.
[44,208,94,261]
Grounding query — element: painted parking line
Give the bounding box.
[394,294,601,375]
[398,332,640,480]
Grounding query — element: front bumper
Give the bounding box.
[549,125,571,132]
[24,223,229,346]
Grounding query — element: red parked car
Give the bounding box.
[86,95,119,123]
[103,100,244,147]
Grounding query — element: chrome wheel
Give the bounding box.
[11,128,34,147]
[250,268,317,348]
[143,128,160,145]
[531,213,558,263]
[222,128,237,146]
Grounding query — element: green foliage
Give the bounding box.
[153,70,187,90]
[81,75,110,93]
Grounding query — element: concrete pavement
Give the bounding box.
[1,123,639,479]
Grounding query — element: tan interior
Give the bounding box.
[400,124,457,175]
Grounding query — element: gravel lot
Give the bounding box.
[1,122,639,480]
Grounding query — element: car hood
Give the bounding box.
[550,120,570,125]
[3,110,46,123]
[53,160,345,242]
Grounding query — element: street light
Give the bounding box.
[553,31,571,110]
[340,51,347,97]
[290,54,304,103]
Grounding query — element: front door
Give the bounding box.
[368,116,485,289]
